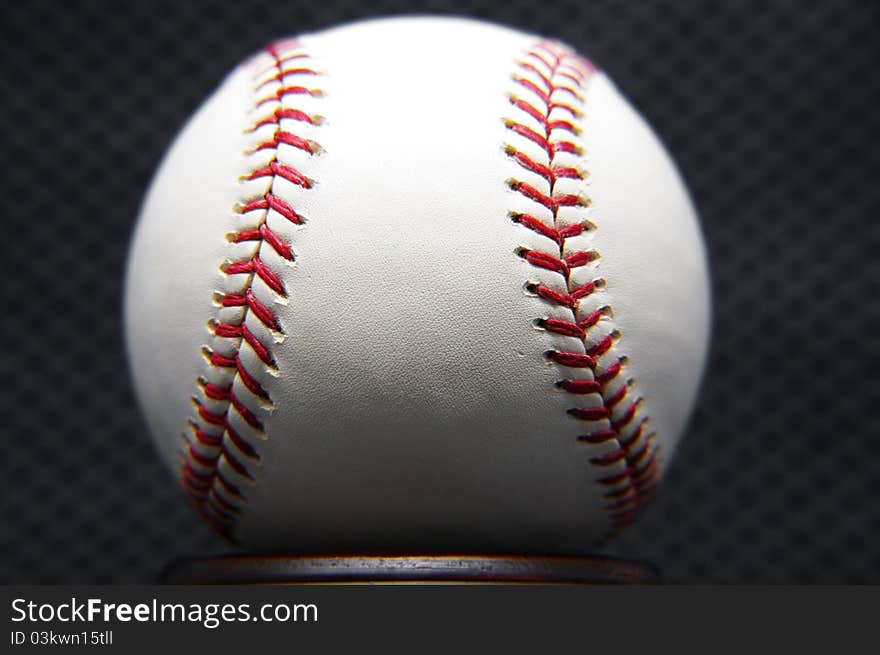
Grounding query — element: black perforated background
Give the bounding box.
[1,0,878,584]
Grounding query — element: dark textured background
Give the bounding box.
[1,0,878,584]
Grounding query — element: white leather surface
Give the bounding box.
[125,16,710,553]
[125,64,253,479]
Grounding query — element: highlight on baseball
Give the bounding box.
[124,15,711,554]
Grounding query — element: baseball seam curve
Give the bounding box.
[179,39,323,537]
[505,41,660,535]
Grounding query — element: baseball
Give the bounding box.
[125,16,710,553]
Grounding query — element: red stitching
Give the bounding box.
[509,179,586,212]
[209,489,240,515]
[254,130,316,154]
[507,42,658,536]
[511,212,587,246]
[240,193,303,226]
[250,107,317,130]
[215,470,245,499]
[232,224,293,260]
[247,161,312,188]
[262,67,318,84]
[180,41,322,536]
[255,85,321,108]
[224,256,285,296]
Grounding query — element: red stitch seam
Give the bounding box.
[179,41,322,537]
[506,41,659,537]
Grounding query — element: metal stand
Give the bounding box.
[162,554,659,584]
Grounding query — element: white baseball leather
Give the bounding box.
[125,16,710,553]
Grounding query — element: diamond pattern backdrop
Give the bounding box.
[1,0,878,583]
